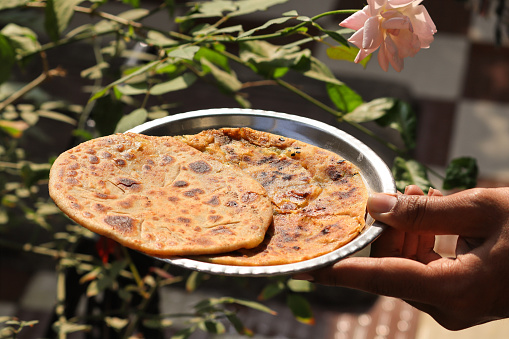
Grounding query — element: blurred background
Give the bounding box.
[1,0,509,338]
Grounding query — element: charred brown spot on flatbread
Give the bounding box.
[104,215,136,234]
[188,160,212,173]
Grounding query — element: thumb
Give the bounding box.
[368,189,491,237]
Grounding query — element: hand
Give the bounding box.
[294,185,509,330]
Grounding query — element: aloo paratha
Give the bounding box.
[49,132,273,256]
[178,127,368,266]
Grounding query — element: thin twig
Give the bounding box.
[0,67,66,112]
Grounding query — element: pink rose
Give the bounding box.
[340,0,437,72]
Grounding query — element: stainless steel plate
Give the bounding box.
[128,108,396,276]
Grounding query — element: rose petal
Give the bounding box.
[377,43,390,71]
[387,0,418,8]
[382,16,412,30]
[362,16,383,49]
[347,28,365,49]
[339,6,370,30]
[384,35,404,72]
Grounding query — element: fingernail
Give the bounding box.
[368,193,398,214]
[292,273,314,281]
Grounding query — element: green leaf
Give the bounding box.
[149,73,197,95]
[89,60,161,102]
[286,294,315,325]
[90,94,124,135]
[237,16,293,39]
[45,0,85,42]
[80,61,109,80]
[344,97,396,122]
[117,8,149,21]
[443,157,478,190]
[198,320,225,334]
[392,157,432,193]
[239,40,310,78]
[121,0,140,8]
[287,279,314,293]
[167,45,200,60]
[321,29,350,47]
[0,24,40,57]
[104,317,129,331]
[142,317,173,329]
[376,100,417,150]
[258,281,285,300]
[186,271,201,292]
[114,108,147,133]
[326,82,363,113]
[0,34,15,84]
[194,47,230,71]
[326,45,371,68]
[201,58,241,93]
[0,0,30,10]
[146,30,178,47]
[178,0,289,21]
[115,83,148,96]
[226,313,250,335]
[299,56,342,86]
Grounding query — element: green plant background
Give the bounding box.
[0,1,478,338]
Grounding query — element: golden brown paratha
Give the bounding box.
[178,127,368,266]
[48,132,273,256]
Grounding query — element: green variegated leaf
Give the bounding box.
[300,56,342,86]
[287,279,314,293]
[149,73,197,95]
[392,157,432,193]
[443,157,478,190]
[201,58,241,93]
[240,40,310,78]
[0,24,40,57]
[114,108,147,133]
[146,30,178,47]
[167,45,200,60]
[344,98,396,122]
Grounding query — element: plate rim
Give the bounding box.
[127,108,396,276]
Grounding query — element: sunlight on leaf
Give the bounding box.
[326,45,371,68]
[114,108,147,133]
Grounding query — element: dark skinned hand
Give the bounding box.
[294,185,509,330]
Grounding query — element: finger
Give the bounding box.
[370,226,405,257]
[367,189,492,237]
[428,187,443,197]
[405,185,424,195]
[302,256,456,305]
